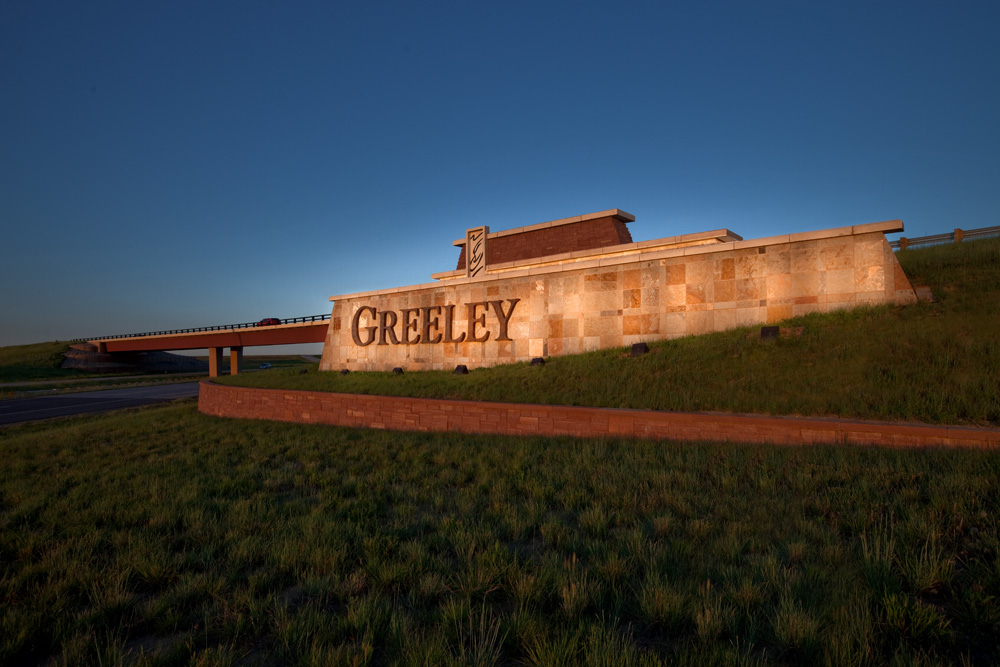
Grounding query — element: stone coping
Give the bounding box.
[198,381,1000,448]
[451,208,635,247]
[329,220,905,302]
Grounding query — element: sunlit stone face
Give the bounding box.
[320,212,915,372]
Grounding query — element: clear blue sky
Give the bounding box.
[2,1,998,350]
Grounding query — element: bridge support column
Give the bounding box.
[230,347,243,375]
[209,347,222,378]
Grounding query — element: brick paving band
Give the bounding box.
[198,382,999,448]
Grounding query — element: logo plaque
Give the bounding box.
[466,226,489,278]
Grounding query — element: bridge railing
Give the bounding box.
[890,225,1000,250]
[78,314,330,343]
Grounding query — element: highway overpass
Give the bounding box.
[89,316,329,377]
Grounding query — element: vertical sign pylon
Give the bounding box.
[466,226,489,278]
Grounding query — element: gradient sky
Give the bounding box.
[2,1,998,351]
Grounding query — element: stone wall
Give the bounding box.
[320,221,916,372]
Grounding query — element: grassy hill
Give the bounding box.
[219,236,1000,426]
[0,341,79,382]
[0,341,311,388]
[2,402,998,665]
[2,237,998,666]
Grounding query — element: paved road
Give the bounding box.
[0,382,201,425]
[0,372,206,388]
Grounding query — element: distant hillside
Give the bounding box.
[0,341,314,384]
[61,343,209,374]
[0,341,77,382]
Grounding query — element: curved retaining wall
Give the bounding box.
[198,382,999,448]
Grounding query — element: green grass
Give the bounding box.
[0,343,312,393]
[0,341,85,383]
[0,340,203,398]
[1,403,998,665]
[219,236,1000,426]
[6,360,305,397]
[197,355,316,373]
[0,341,187,386]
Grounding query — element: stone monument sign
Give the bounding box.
[320,209,915,372]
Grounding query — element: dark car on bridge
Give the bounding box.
[256,318,281,327]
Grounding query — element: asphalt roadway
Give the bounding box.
[0,382,201,425]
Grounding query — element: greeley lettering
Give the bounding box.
[351,299,520,347]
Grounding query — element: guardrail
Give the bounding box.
[77,314,330,343]
[890,225,1000,250]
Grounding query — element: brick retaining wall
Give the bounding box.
[198,382,1000,448]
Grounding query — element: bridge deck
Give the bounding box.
[93,321,329,353]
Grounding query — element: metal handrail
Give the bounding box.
[890,225,1000,250]
[77,314,330,343]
